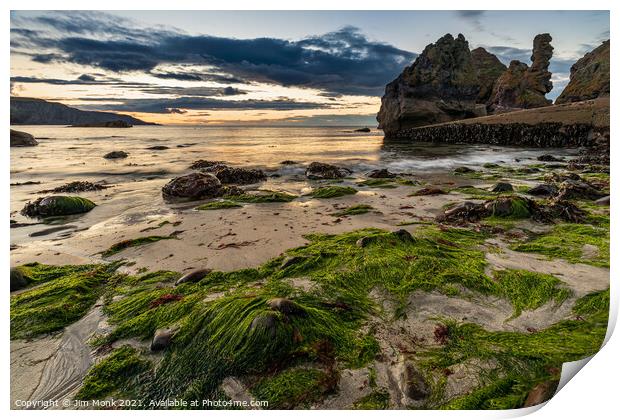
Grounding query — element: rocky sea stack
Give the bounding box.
[377,34,493,135]
[488,34,554,113]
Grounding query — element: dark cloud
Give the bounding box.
[74,97,333,113]
[77,74,96,81]
[12,12,415,96]
[457,11,485,32]
[150,70,245,84]
[10,75,151,87]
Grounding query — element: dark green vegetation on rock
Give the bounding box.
[196,200,243,210]
[251,368,335,408]
[76,346,151,400]
[225,191,297,203]
[10,264,117,339]
[357,179,398,189]
[353,389,391,409]
[307,186,358,199]
[21,196,96,218]
[556,40,610,104]
[102,236,177,257]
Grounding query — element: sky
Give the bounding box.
[10,10,610,125]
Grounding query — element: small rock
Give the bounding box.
[393,229,414,242]
[280,160,298,165]
[151,328,175,351]
[211,166,266,185]
[190,160,225,170]
[249,313,279,338]
[453,166,474,173]
[594,195,610,206]
[438,201,486,223]
[412,187,447,196]
[267,298,303,315]
[10,129,38,147]
[537,154,563,162]
[490,182,513,192]
[367,168,396,179]
[10,268,28,292]
[527,184,558,196]
[103,151,128,159]
[147,145,169,150]
[175,268,212,286]
[38,181,109,193]
[354,127,371,132]
[356,236,374,248]
[555,180,605,201]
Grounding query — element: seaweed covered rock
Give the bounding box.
[484,196,532,218]
[10,129,38,147]
[491,182,513,192]
[377,34,487,135]
[21,196,96,218]
[528,184,558,197]
[162,172,222,202]
[556,40,610,104]
[488,34,554,112]
[305,162,352,179]
[412,187,447,196]
[438,201,487,224]
[267,298,304,315]
[10,267,28,292]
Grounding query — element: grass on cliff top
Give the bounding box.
[101,235,178,257]
[10,263,118,339]
[307,186,358,199]
[427,287,609,409]
[510,221,609,267]
[332,204,374,216]
[76,346,150,400]
[196,200,243,210]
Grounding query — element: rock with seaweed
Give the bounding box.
[20,196,96,218]
[305,162,352,180]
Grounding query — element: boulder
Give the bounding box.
[280,160,298,165]
[491,182,513,192]
[21,196,96,218]
[162,172,222,201]
[354,127,371,132]
[175,268,212,286]
[356,236,374,248]
[151,328,175,351]
[377,34,488,135]
[488,34,553,112]
[527,184,558,197]
[305,162,352,179]
[10,129,38,147]
[484,196,532,218]
[454,166,474,173]
[556,40,609,104]
[103,151,128,159]
[147,145,169,150]
[438,201,487,224]
[249,313,279,338]
[367,168,396,179]
[393,229,414,243]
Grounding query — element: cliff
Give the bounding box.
[10,97,156,126]
[555,40,610,104]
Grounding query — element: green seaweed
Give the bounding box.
[225,191,297,203]
[251,368,333,408]
[307,186,358,199]
[76,346,151,400]
[196,200,243,210]
[332,204,374,216]
[353,389,391,409]
[357,179,397,188]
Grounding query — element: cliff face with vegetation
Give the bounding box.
[377,34,501,135]
[556,40,610,104]
[487,34,554,113]
[10,97,154,126]
[471,47,507,103]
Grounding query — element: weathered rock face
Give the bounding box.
[471,47,507,103]
[377,34,490,135]
[488,34,553,112]
[556,40,610,104]
[10,129,38,147]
